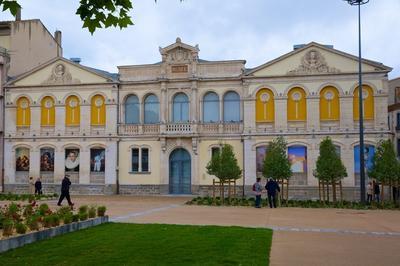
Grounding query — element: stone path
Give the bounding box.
[8,195,400,266]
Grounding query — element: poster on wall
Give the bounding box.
[256,146,268,173]
[354,145,375,173]
[16,148,30,171]
[65,149,80,172]
[40,148,54,172]
[90,149,105,172]
[288,146,307,173]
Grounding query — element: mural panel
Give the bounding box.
[288,146,307,173]
[354,145,375,174]
[90,148,105,172]
[256,146,268,173]
[40,148,55,172]
[65,149,80,172]
[16,148,30,171]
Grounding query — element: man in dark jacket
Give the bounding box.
[57,175,74,207]
[265,178,280,208]
[34,177,42,195]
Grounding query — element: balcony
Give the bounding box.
[119,124,160,136]
[166,123,193,134]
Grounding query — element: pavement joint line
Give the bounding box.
[269,226,400,237]
[110,204,181,222]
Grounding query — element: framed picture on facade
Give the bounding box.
[16,147,30,171]
[40,148,54,172]
[90,148,105,172]
[256,146,268,174]
[65,149,80,172]
[354,145,375,174]
[288,146,307,173]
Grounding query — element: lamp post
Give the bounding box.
[343,0,370,204]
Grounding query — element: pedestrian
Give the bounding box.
[265,178,280,208]
[34,177,42,195]
[57,175,74,207]
[373,180,380,203]
[253,177,263,208]
[367,181,373,204]
[28,176,35,194]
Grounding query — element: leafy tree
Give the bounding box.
[368,139,400,201]
[314,137,347,203]
[262,136,292,181]
[0,0,183,34]
[206,144,242,201]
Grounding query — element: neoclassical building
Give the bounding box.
[3,38,392,199]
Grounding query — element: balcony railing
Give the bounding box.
[166,123,193,134]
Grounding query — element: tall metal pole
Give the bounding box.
[357,3,366,204]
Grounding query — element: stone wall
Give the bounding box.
[4,184,116,195]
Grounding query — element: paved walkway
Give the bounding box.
[11,195,400,265]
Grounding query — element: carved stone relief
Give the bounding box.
[288,49,340,75]
[42,63,81,85]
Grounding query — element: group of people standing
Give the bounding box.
[367,180,381,204]
[28,176,43,195]
[253,177,281,208]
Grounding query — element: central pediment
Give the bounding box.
[159,37,199,64]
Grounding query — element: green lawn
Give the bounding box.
[0,223,272,266]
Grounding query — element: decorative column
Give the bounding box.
[274,96,287,131]
[244,138,256,194]
[79,146,90,184]
[191,81,198,122]
[307,96,320,131]
[340,95,354,130]
[80,104,91,135]
[54,147,65,183]
[30,148,40,179]
[160,82,167,123]
[243,96,255,133]
[4,141,15,184]
[55,104,65,135]
[374,94,387,130]
[106,103,117,135]
[30,105,41,135]
[105,142,117,184]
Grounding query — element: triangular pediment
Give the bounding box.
[246,42,391,77]
[9,57,113,86]
[159,37,199,64]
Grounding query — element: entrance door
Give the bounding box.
[169,148,191,194]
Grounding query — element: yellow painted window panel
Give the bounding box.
[256,88,275,122]
[16,97,31,126]
[320,86,340,121]
[353,85,374,120]
[65,96,80,126]
[91,95,106,126]
[287,87,307,121]
[41,96,55,126]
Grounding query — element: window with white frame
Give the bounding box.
[131,147,150,173]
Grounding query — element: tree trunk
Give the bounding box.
[322,181,326,203]
[339,180,343,202]
[228,180,231,201]
[213,179,215,201]
[221,182,225,204]
[327,184,330,204]
[381,183,384,204]
[332,180,337,204]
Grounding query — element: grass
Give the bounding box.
[0,223,273,266]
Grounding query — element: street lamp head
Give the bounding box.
[343,0,370,5]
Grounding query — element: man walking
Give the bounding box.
[253,177,263,208]
[265,178,280,208]
[57,175,74,207]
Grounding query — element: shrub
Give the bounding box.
[26,215,40,231]
[23,204,33,217]
[97,206,107,217]
[39,203,50,216]
[43,215,53,228]
[79,212,88,221]
[72,214,80,222]
[6,202,21,221]
[15,222,27,234]
[63,213,73,224]
[57,206,72,217]
[88,206,96,218]
[79,205,88,214]
[2,219,14,236]
[51,214,61,227]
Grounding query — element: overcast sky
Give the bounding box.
[1,0,399,78]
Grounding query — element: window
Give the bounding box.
[397,139,400,158]
[125,95,140,124]
[144,94,159,124]
[223,91,240,122]
[320,86,340,121]
[353,85,374,120]
[287,87,307,121]
[396,113,400,130]
[203,92,219,122]
[173,93,189,122]
[131,147,150,173]
[65,95,80,126]
[91,95,106,125]
[256,89,274,122]
[41,96,55,126]
[16,97,31,126]
[211,146,221,158]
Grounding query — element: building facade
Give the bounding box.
[388,77,400,156]
[3,38,392,199]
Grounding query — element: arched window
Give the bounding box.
[203,92,219,122]
[125,95,140,124]
[65,96,80,126]
[320,86,340,121]
[223,91,240,122]
[287,87,307,121]
[16,97,31,126]
[41,96,55,126]
[256,88,274,122]
[353,85,374,120]
[173,93,189,122]
[91,95,106,126]
[144,94,159,124]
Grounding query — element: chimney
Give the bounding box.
[54,30,62,46]
[16,8,21,21]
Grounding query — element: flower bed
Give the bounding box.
[0,202,107,240]
[0,193,58,202]
[186,196,400,210]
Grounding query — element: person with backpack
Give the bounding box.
[265,178,280,208]
[253,177,263,208]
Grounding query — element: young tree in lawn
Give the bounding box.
[206,144,242,202]
[262,136,292,202]
[368,139,400,202]
[314,137,347,203]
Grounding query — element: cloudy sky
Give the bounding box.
[1,0,399,78]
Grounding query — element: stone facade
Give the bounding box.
[388,77,400,156]
[3,38,393,200]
